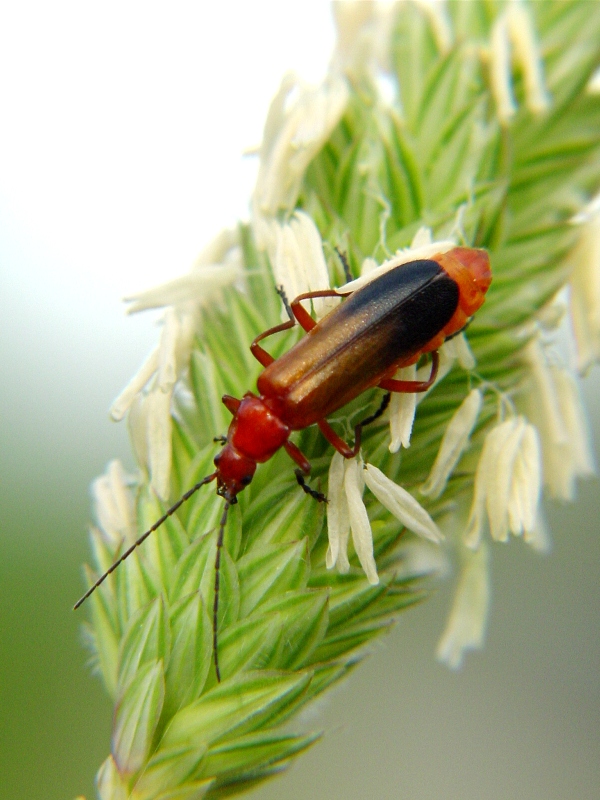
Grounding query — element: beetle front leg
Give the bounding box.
[318,419,361,459]
[284,440,327,502]
[378,351,439,393]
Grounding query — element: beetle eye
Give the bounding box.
[241,475,252,486]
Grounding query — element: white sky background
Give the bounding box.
[0,2,334,298]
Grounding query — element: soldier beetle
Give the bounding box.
[75,245,491,681]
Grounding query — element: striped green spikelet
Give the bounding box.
[82,3,600,798]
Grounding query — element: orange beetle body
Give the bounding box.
[214,246,491,501]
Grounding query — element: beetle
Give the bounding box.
[75,245,492,681]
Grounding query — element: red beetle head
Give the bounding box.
[214,444,257,502]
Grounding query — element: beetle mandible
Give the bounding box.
[76,245,492,681]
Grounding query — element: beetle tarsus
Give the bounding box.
[295,468,327,503]
[276,284,294,322]
[359,392,391,428]
[334,246,353,283]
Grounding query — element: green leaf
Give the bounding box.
[97,755,129,800]
[137,490,190,595]
[161,671,312,750]
[236,539,310,617]
[198,730,319,787]
[151,780,214,800]
[117,597,170,700]
[163,593,213,719]
[113,660,165,776]
[132,744,207,800]
[217,590,329,678]
[86,563,120,698]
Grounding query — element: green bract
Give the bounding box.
[82,3,600,798]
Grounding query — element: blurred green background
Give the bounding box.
[1,3,599,799]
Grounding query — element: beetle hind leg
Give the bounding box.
[378,351,439,393]
[283,440,327,503]
[360,392,391,427]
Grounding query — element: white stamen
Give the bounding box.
[489,15,517,124]
[506,2,551,114]
[414,0,453,54]
[487,417,525,542]
[110,347,160,422]
[524,339,595,500]
[146,384,173,500]
[127,394,149,479]
[157,308,180,392]
[388,365,417,452]
[269,211,335,318]
[524,511,551,554]
[328,455,442,583]
[421,388,483,499]
[326,452,350,572]
[489,2,550,125]
[465,416,543,548]
[395,539,449,580]
[339,239,456,294]
[124,228,242,313]
[544,367,596,499]
[526,339,569,443]
[364,464,443,544]
[437,543,490,669]
[91,460,136,548]
[569,204,600,372]
[345,459,379,585]
[442,333,476,370]
[252,73,349,249]
[123,263,242,314]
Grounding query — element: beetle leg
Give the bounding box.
[284,440,327,502]
[275,285,294,320]
[378,351,439,393]
[249,284,308,366]
[295,469,327,503]
[317,393,392,462]
[284,439,312,473]
[334,246,353,283]
[222,395,241,415]
[291,289,347,332]
[360,392,391,427]
[251,288,348,366]
[318,418,361,459]
[250,317,297,367]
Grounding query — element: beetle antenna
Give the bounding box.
[73,472,218,610]
[213,499,230,682]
